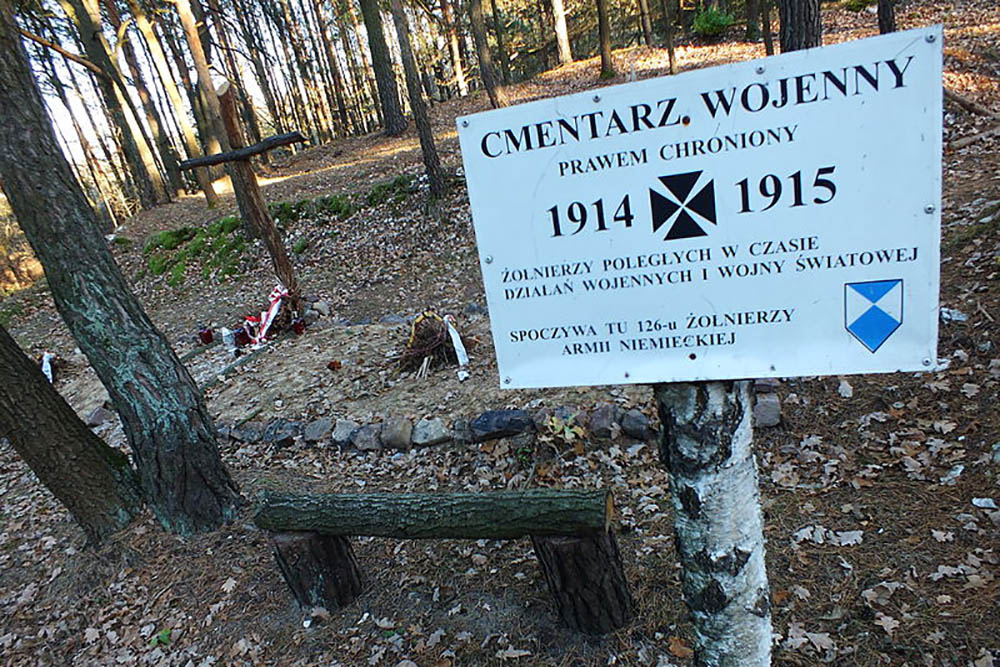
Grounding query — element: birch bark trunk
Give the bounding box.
[654,381,772,667]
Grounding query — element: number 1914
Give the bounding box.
[546,195,634,237]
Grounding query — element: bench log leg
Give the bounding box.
[531,531,634,635]
[271,531,364,609]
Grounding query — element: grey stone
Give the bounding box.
[753,393,782,428]
[353,423,383,451]
[412,417,451,447]
[620,409,656,441]
[332,419,360,447]
[589,403,623,440]
[263,419,300,448]
[381,416,413,450]
[313,300,331,317]
[380,313,407,325]
[754,378,782,393]
[471,409,534,442]
[463,303,488,316]
[86,406,114,427]
[302,309,320,326]
[303,418,333,443]
[451,418,474,444]
[230,421,265,443]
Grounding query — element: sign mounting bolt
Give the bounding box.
[924,204,935,214]
[755,65,765,74]
[461,120,469,127]
[484,255,493,264]
[925,34,935,43]
[593,94,601,102]
[922,358,932,366]
[504,377,512,384]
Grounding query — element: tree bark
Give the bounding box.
[531,532,634,634]
[745,0,760,41]
[440,0,469,95]
[59,0,167,207]
[468,0,506,107]
[389,0,446,197]
[0,325,143,545]
[0,7,243,535]
[637,0,654,46]
[487,0,512,83]
[358,0,408,135]
[216,82,302,310]
[254,489,613,538]
[176,0,233,155]
[105,0,180,198]
[760,0,774,54]
[550,0,573,64]
[314,0,352,135]
[877,0,895,34]
[778,0,821,52]
[660,0,676,73]
[654,382,771,667]
[596,0,615,78]
[271,532,365,608]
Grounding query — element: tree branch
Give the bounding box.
[178,131,306,169]
[18,27,108,79]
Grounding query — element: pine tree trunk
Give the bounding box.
[661,0,677,73]
[638,0,654,46]
[551,0,573,64]
[234,0,284,135]
[359,0,408,134]
[105,0,180,198]
[487,0,512,83]
[531,532,634,634]
[877,0,895,34]
[313,0,352,135]
[176,0,234,161]
[654,382,772,667]
[760,0,774,54]
[0,5,242,536]
[596,0,615,78]
[468,0,506,107]
[745,0,760,40]
[778,0,821,52]
[0,325,143,545]
[389,0,445,197]
[59,0,166,208]
[440,0,469,95]
[271,532,365,608]
[346,0,385,127]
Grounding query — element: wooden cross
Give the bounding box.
[178,81,304,312]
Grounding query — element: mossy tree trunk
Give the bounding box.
[0,5,242,535]
[469,0,507,107]
[0,325,143,545]
[596,0,615,78]
[254,490,612,538]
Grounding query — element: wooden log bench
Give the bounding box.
[253,489,634,635]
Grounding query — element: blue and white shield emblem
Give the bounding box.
[845,279,903,353]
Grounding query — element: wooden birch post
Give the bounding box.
[653,381,772,666]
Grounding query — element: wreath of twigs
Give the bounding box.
[398,310,463,375]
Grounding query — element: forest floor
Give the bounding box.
[2,1,1000,664]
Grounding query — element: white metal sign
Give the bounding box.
[457,27,942,389]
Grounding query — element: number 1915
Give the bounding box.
[736,166,837,213]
